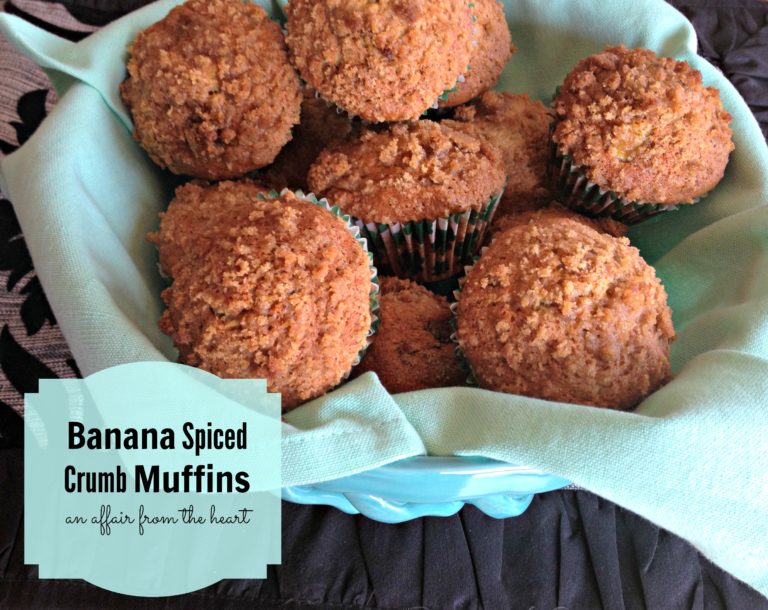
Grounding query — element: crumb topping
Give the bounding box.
[154,184,373,410]
[440,0,514,107]
[490,204,628,238]
[261,89,359,192]
[285,0,474,121]
[457,215,675,409]
[448,91,552,216]
[307,120,506,223]
[354,277,464,392]
[121,0,301,179]
[552,45,734,203]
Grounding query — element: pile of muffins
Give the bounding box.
[122,0,734,411]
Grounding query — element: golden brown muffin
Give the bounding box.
[148,180,271,279]
[354,277,465,393]
[285,0,474,122]
[261,89,358,192]
[121,0,301,179]
[446,92,552,218]
[439,0,514,107]
[154,183,374,411]
[456,214,675,409]
[307,120,506,224]
[491,204,628,238]
[552,45,734,204]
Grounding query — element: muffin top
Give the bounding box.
[440,0,514,107]
[354,277,464,393]
[149,179,271,279]
[261,89,359,192]
[155,184,374,410]
[552,45,734,204]
[285,0,474,122]
[307,120,506,223]
[121,0,301,179]
[456,213,675,409]
[490,204,628,239]
[447,91,552,216]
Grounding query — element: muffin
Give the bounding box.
[354,277,465,393]
[439,0,514,107]
[285,0,474,122]
[121,0,301,179]
[446,92,552,218]
[455,213,675,409]
[307,120,507,280]
[490,204,628,239]
[153,183,376,411]
[261,89,359,192]
[549,45,734,222]
[148,179,271,279]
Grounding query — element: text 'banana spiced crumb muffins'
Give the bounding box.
[455,212,675,410]
[549,45,734,223]
[446,91,552,218]
[439,0,514,107]
[152,182,377,411]
[354,277,465,393]
[307,120,507,281]
[121,0,301,180]
[285,0,474,122]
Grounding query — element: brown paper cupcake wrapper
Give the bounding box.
[269,189,380,372]
[546,123,684,225]
[353,191,502,282]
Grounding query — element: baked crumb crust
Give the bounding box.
[457,214,675,409]
[285,0,474,122]
[447,91,552,217]
[121,0,301,179]
[354,277,464,393]
[552,45,734,204]
[307,120,506,223]
[440,0,514,107]
[261,89,358,192]
[153,183,373,410]
[490,204,628,238]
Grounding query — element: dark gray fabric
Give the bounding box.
[1,448,767,609]
[672,0,768,140]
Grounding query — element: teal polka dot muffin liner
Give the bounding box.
[352,190,502,283]
[546,122,684,225]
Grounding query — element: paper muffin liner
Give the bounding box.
[430,69,469,113]
[352,190,502,283]
[447,253,485,386]
[309,87,375,128]
[263,189,381,374]
[546,123,684,225]
[431,1,476,111]
[423,70,470,119]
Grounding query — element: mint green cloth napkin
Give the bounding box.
[3,0,768,596]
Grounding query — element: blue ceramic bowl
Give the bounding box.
[282,457,571,522]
